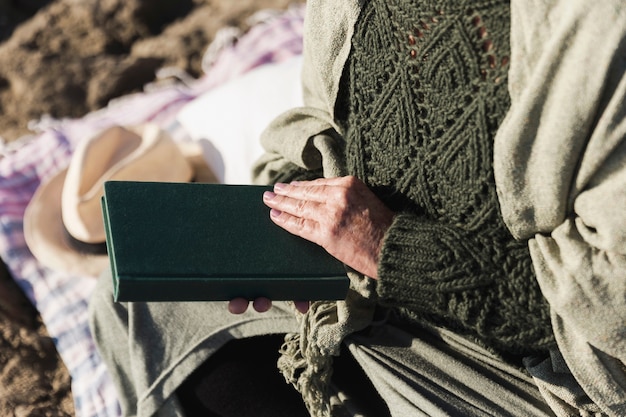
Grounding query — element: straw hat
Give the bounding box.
[24,124,216,276]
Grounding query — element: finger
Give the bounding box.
[269,208,321,245]
[264,191,325,220]
[228,297,249,314]
[294,301,310,314]
[252,297,272,313]
[272,182,336,204]
[290,176,349,186]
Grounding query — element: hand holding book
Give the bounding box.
[262,176,395,280]
[102,182,351,302]
[228,176,395,315]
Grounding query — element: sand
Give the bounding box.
[0,0,298,414]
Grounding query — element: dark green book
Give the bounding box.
[101,181,349,302]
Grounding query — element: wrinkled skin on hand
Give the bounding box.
[228,176,395,315]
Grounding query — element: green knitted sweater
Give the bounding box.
[337,0,555,356]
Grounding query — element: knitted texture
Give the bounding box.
[339,0,555,355]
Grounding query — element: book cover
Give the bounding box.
[101,181,349,302]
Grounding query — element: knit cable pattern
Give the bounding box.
[339,0,555,355]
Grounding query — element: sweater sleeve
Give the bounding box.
[252,0,357,185]
[376,212,555,356]
[260,161,322,185]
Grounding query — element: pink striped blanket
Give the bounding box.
[0,6,304,416]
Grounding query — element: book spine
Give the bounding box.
[114,276,350,302]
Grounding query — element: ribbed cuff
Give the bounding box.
[376,213,488,310]
[375,213,556,354]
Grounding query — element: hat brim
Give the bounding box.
[24,140,217,277]
[24,167,111,277]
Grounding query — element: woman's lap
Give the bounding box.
[90,271,553,417]
[88,269,299,416]
[346,321,555,417]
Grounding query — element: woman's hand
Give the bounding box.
[263,176,395,279]
[227,176,394,315]
[228,297,311,314]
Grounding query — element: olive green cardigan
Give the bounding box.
[253,0,626,415]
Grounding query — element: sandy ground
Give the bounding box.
[0,264,73,416]
[0,0,300,417]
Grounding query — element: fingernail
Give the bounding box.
[263,191,275,200]
[270,208,282,218]
[274,182,287,192]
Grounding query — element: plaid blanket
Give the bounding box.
[0,5,304,416]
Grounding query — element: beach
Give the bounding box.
[0,0,297,414]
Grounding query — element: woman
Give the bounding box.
[89,0,626,416]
